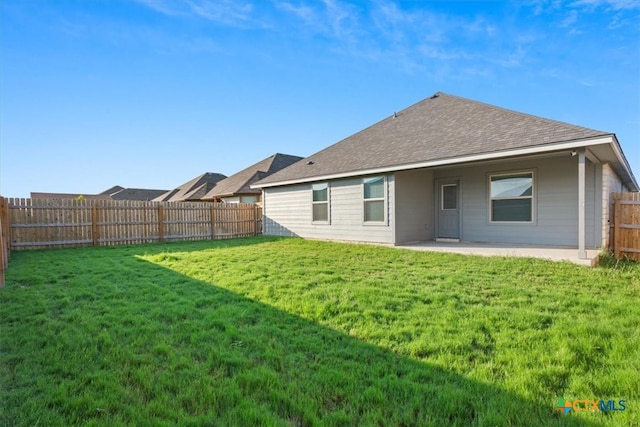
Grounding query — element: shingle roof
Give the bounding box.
[32,187,169,201]
[202,153,303,199]
[154,172,227,202]
[255,92,610,186]
[110,188,169,201]
[100,185,125,196]
[30,192,113,200]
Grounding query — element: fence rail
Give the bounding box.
[611,192,640,261]
[4,198,262,252]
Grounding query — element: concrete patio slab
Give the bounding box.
[396,241,600,267]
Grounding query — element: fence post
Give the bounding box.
[158,205,164,242]
[92,202,99,246]
[211,204,216,239]
[613,196,621,259]
[0,196,8,287]
[254,204,259,235]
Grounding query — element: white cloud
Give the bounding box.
[133,0,186,17]
[275,0,361,41]
[559,9,579,26]
[570,0,640,10]
[322,0,359,39]
[134,0,260,27]
[418,45,471,61]
[186,0,254,25]
[275,1,316,23]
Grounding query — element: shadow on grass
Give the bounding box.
[1,237,606,426]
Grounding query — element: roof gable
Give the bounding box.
[256,92,610,186]
[155,172,227,202]
[203,153,303,199]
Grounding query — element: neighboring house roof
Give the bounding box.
[100,185,125,196]
[31,187,169,201]
[110,188,169,201]
[202,153,303,200]
[154,172,227,202]
[30,192,113,200]
[254,92,637,190]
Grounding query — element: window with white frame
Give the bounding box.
[489,172,534,222]
[363,176,386,223]
[312,183,329,222]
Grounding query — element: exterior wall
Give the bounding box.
[262,175,395,243]
[394,169,434,243]
[263,153,608,248]
[431,154,601,247]
[601,163,627,248]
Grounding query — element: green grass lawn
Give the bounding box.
[1,237,638,426]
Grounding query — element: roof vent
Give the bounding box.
[306,161,315,165]
[393,112,397,118]
[431,93,439,99]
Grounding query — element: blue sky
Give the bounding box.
[1,0,638,197]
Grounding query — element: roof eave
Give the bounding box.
[609,134,639,191]
[253,135,628,189]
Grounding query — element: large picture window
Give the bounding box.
[312,183,329,222]
[363,176,386,223]
[490,172,534,222]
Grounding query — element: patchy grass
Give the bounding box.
[1,236,638,426]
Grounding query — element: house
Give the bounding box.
[253,92,638,259]
[153,172,227,202]
[201,153,303,204]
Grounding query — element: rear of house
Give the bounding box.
[254,93,637,258]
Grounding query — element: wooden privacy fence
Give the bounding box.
[611,192,640,261]
[5,198,262,251]
[0,197,10,287]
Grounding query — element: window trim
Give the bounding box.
[311,182,330,224]
[488,170,535,224]
[363,175,387,225]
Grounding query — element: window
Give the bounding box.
[312,183,329,222]
[490,172,534,222]
[441,184,458,210]
[363,176,385,223]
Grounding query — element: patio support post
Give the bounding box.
[578,149,587,259]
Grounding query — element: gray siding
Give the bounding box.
[264,153,606,248]
[395,169,434,243]
[432,155,600,247]
[263,175,395,243]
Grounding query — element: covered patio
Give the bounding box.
[396,241,601,267]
